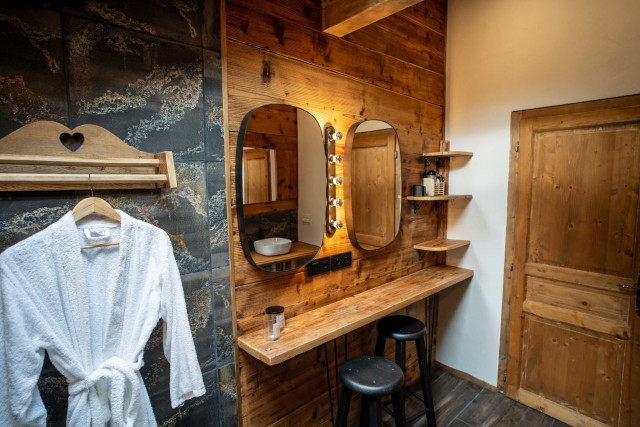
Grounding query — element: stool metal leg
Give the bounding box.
[360,395,370,426]
[367,397,381,427]
[336,388,352,427]
[391,386,407,427]
[375,334,386,356]
[395,341,406,373]
[415,338,436,427]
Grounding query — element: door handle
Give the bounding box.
[618,272,640,317]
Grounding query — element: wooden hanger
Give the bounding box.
[72,189,121,249]
[72,196,121,223]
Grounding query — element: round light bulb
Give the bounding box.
[329,154,343,164]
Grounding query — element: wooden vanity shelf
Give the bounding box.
[0,121,177,191]
[406,194,472,213]
[251,242,320,267]
[237,264,473,365]
[423,150,472,168]
[414,239,470,260]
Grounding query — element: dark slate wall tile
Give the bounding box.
[0,194,77,251]
[202,0,221,52]
[212,267,234,367]
[207,161,228,268]
[219,364,238,427]
[204,49,224,161]
[149,367,220,427]
[62,0,203,48]
[97,162,211,275]
[38,352,67,427]
[0,2,234,424]
[0,8,67,134]
[65,16,205,160]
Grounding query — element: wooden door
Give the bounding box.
[351,128,397,248]
[502,97,640,427]
[243,148,271,204]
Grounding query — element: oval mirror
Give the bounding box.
[344,120,402,250]
[236,104,326,272]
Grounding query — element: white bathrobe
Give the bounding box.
[0,210,206,426]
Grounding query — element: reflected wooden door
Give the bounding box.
[243,148,270,204]
[504,99,640,426]
[352,128,397,248]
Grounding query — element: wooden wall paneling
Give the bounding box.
[225,43,443,148]
[228,0,323,31]
[321,0,424,37]
[225,4,444,105]
[396,0,446,35]
[235,246,438,334]
[343,13,445,74]
[231,193,439,287]
[225,1,448,424]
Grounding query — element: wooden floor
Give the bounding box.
[382,366,571,427]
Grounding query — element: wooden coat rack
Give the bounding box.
[0,121,177,191]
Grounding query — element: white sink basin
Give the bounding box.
[254,237,292,256]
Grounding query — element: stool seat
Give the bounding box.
[340,356,405,397]
[337,356,406,426]
[377,315,427,341]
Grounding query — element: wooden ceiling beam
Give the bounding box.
[322,0,423,37]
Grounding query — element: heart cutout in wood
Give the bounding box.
[60,132,84,152]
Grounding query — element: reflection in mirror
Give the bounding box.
[237,104,326,272]
[345,120,402,250]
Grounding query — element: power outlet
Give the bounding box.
[307,256,331,276]
[330,251,352,271]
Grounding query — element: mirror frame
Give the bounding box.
[343,120,402,251]
[236,104,327,271]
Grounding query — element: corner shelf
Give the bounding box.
[423,151,472,168]
[406,194,472,213]
[414,239,470,260]
[422,151,473,158]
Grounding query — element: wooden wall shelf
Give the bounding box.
[237,265,474,365]
[406,194,472,213]
[414,239,470,260]
[422,151,473,158]
[414,239,470,251]
[406,195,472,201]
[250,242,320,267]
[0,121,177,191]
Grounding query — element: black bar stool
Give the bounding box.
[336,356,406,427]
[375,315,436,426]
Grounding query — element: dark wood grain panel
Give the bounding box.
[344,12,445,74]
[228,0,322,31]
[397,0,446,35]
[226,4,444,104]
[226,43,443,147]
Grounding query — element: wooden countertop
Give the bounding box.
[237,264,474,365]
[250,241,320,267]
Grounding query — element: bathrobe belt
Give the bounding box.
[68,357,144,427]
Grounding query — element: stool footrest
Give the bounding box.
[382,390,431,424]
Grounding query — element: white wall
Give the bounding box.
[439,0,640,386]
[297,109,326,246]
